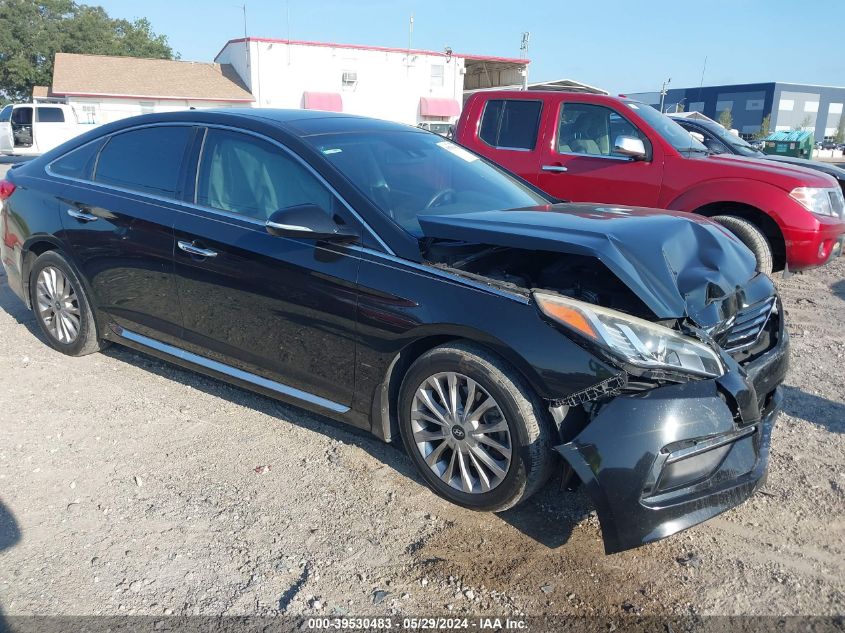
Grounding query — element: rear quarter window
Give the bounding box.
[95,126,191,198]
[49,138,106,181]
[478,99,542,150]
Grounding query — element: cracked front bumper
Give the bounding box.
[556,329,788,554]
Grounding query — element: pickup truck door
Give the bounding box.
[537,101,663,207]
[0,105,13,153]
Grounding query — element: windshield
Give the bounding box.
[701,122,763,157]
[624,101,708,153]
[306,130,549,236]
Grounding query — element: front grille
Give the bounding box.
[717,297,777,352]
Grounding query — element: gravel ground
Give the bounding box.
[0,171,842,618]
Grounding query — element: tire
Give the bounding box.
[712,215,773,274]
[397,341,555,512]
[28,250,107,356]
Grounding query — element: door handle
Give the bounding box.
[178,241,218,258]
[67,208,98,222]
[541,165,568,173]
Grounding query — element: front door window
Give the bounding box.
[557,103,645,158]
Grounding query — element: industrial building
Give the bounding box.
[626,82,845,140]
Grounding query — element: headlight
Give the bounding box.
[790,187,844,218]
[534,292,724,378]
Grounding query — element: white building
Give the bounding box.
[34,52,254,124]
[215,37,528,125]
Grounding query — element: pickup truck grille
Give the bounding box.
[717,297,777,352]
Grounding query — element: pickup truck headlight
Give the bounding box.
[534,292,724,378]
[790,187,845,218]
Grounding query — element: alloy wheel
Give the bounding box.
[410,372,512,494]
[35,266,81,344]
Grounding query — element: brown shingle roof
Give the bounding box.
[32,85,49,98]
[51,53,253,102]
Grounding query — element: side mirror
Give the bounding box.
[613,135,647,160]
[265,204,358,242]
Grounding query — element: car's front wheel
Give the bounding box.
[712,215,774,274]
[28,250,107,356]
[398,342,555,512]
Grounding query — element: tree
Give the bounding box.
[835,114,845,144]
[718,108,733,130]
[755,114,771,140]
[0,0,176,102]
[793,114,812,131]
[675,102,685,113]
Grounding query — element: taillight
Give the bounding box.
[0,179,15,200]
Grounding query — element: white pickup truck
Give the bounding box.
[0,103,94,156]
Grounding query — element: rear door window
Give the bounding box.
[95,126,191,198]
[478,99,542,150]
[37,107,66,123]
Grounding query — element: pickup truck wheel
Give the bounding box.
[398,342,555,512]
[712,215,773,274]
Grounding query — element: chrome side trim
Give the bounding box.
[553,151,636,163]
[348,244,530,305]
[115,326,350,414]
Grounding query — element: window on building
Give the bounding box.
[37,107,65,123]
[140,101,155,115]
[805,101,819,113]
[341,71,358,90]
[479,99,542,150]
[778,99,795,111]
[95,126,191,197]
[196,129,333,222]
[687,101,705,113]
[746,99,764,111]
[716,100,734,113]
[50,139,106,180]
[430,64,444,88]
[830,103,844,115]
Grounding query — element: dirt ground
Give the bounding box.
[0,174,843,619]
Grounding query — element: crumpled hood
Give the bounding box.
[419,204,759,322]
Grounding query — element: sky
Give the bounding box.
[95,0,845,94]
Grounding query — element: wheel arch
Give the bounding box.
[20,237,65,309]
[694,201,787,272]
[370,329,554,444]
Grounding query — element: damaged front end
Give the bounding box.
[419,204,790,553]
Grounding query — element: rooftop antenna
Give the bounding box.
[520,32,530,90]
[697,55,707,102]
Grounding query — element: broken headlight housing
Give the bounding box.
[534,292,724,378]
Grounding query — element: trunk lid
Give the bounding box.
[419,204,758,323]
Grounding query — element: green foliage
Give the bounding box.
[793,114,812,131]
[755,114,771,140]
[835,115,845,144]
[718,108,733,130]
[0,0,176,102]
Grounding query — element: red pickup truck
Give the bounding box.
[455,91,845,273]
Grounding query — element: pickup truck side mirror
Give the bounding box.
[613,135,647,160]
[265,204,358,243]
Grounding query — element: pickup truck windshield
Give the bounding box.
[306,130,550,236]
[625,101,709,153]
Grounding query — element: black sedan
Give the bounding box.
[0,110,788,554]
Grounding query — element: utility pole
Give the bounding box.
[520,32,530,90]
[659,77,671,112]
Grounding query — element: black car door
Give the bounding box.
[172,127,361,413]
[56,125,194,346]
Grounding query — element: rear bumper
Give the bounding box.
[556,328,789,554]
